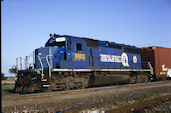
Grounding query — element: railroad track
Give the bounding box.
[108,95,171,113]
[2,80,170,101]
[2,80,171,112]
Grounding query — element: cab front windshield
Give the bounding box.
[52,41,65,48]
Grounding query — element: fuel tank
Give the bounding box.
[89,72,130,86]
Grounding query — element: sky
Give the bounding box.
[1,0,171,77]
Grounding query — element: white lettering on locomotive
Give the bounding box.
[133,56,137,63]
[56,37,66,42]
[100,52,129,67]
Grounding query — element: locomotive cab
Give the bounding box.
[34,34,70,70]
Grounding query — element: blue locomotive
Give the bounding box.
[14,34,152,92]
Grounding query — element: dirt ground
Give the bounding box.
[2,80,171,113]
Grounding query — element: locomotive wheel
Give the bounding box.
[63,85,69,91]
[22,85,30,93]
[144,75,149,83]
[14,83,23,93]
[63,84,70,91]
[129,75,137,84]
[22,82,38,93]
[48,81,56,92]
[14,74,24,92]
[79,83,85,89]
[15,87,22,92]
[137,75,142,83]
[29,83,37,92]
[137,74,149,83]
[63,80,74,90]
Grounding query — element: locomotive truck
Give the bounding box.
[14,34,153,92]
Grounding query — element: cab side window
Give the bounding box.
[76,43,82,51]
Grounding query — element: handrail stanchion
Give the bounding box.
[37,55,44,79]
[148,62,153,75]
[46,55,52,77]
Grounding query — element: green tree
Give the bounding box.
[9,67,17,74]
[1,73,5,80]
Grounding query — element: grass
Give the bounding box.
[1,78,16,94]
[1,77,16,85]
[139,93,150,101]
